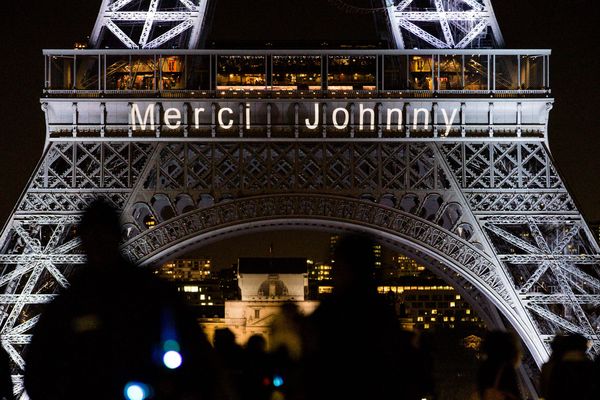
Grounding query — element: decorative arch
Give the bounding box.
[121,193,548,365]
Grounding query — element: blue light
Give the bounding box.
[273,375,284,388]
[163,350,183,369]
[124,382,149,400]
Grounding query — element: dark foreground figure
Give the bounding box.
[303,234,432,400]
[0,346,14,400]
[25,200,227,400]
[477,330,523,400]
[540,334,598,400]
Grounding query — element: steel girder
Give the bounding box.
[2,137,600,400]
[386,0,504,49]
[90,0,209,49]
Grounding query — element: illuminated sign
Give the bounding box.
[130,102,460,136]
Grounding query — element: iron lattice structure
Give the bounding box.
[0,0,599,398]
[90,0,209,49]
[386,0,504,49]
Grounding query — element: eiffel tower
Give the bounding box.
[2,0,600,397]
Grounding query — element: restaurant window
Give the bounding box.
[186,55,211,90]
[159,56,185,90]
[464,55,488,90]
[437,55,463,90]
[327,56,376,90]
[105,55,133,90]
[495,55,518,90]
[383,55,408,90]
[519,55,545,89]
[272,56,321,90]
[217,56,266,89]
[48,55,74,90]
[408,55,433,90]
[74,55,101,90]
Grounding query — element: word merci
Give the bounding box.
[130,102,461,135]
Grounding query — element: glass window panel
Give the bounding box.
[437,55,463,90]
[159,56,185,90]
[272,56,321,90]
[186,55,211,90]
[105,55,132,90]
[217,56,266,89]
[127,55,156,90]
[520,55,544,89]
[464,55,488,90]
[74,55,100,90]
[495,55,518,90]
[408,55,433,90]
[383,55,408,90]
[48,55,74,90]
[327,56,376,90]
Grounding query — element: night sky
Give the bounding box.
[0,1,598,266]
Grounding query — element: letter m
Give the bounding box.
[131,103,155,131]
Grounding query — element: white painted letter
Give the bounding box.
[131,103,155,131]
[413,108,430,130]
[194,107,205,129]
[386,108,403,131]
[305,103,319,130]
[359,104,375,131]
[245,103,251,130]
[332,107,350,130]
[164,107,181,130]
[218,107,234,130]
[441,107,459,137]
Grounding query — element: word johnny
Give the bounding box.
[130,102,461,135]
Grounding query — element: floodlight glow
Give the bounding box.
[124,382,149,400]
[273,375,284,388]
[163,350,183,369]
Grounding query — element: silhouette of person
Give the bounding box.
[213,328,244,398]
[240,335,270,400]
[477,330,523,400]
[24,199,227,400]
[302,234,410,400]
[540,334,595,400]
[0,346,14,400]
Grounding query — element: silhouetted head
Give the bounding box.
[333,234,377,296]
[79,199,122,267]
[246,334,267,353]
[482,330,522,367]
[559,333,590,354]
[213,328,237,351]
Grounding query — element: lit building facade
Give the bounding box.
[157,258,213,281]
[200,258,317,346]
[155,258,223,317]
[379,254,483,331]
[307,260,334,297]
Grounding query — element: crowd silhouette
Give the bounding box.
[0,200,598,399]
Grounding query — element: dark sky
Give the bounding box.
[0,0,598,259]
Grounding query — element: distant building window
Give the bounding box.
[318,286,333,294]
[183,286,199,293]
[255,309,260,319]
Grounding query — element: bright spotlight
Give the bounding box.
[124,382,149,400]
[273,375,284,388]
[163,350,183,369]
